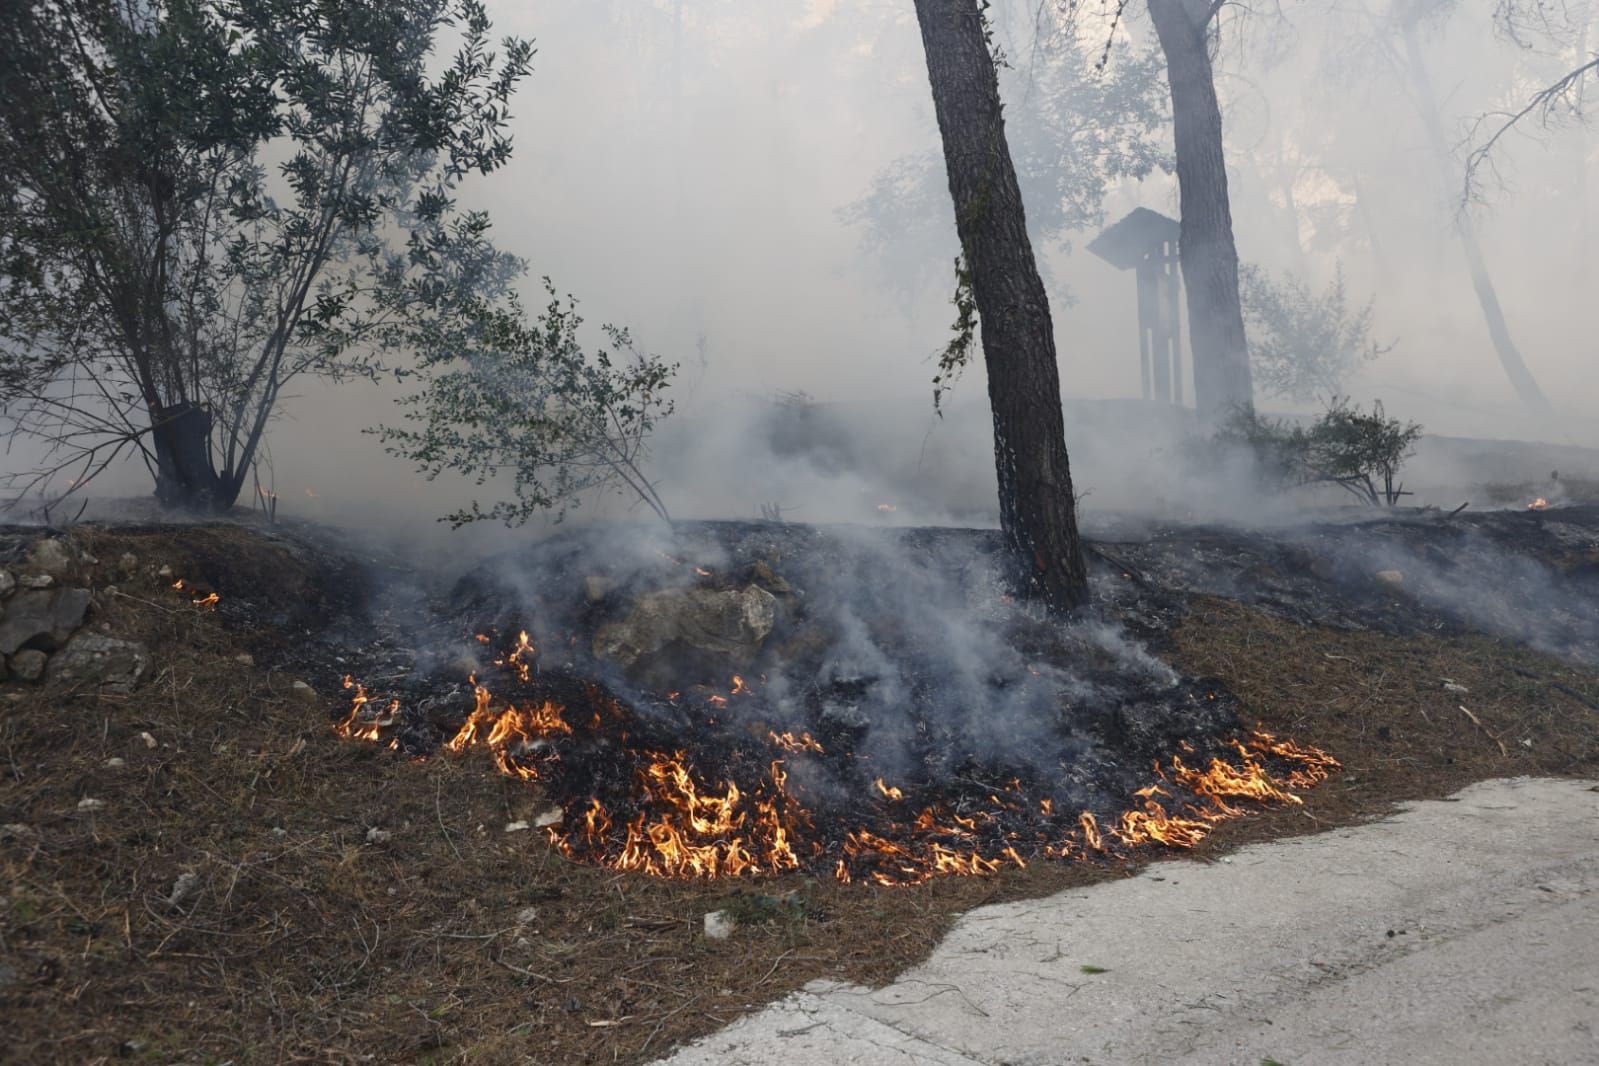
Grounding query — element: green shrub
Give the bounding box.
[1216,397,1422,506]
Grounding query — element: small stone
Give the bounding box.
[165,871,200,910]
[234,652,255,667]
[10,649,47,682]
[1,823,32,840]
[365,827,391,844]
[272,827,288,839]
[105,757,126,768]
[584,575,616,603]
[289,680,319,704]
[77,797,107,812]
[157,564,173,578]
[704,910,736,940]
[118,552,138,573]
[515,906,540,926]
[1442,681,1469,695]
[504,820,531,833]
[0,569,14,598]
[1374,569,1404,587]
[139,731,157,749]
[18,574,53,590]
[533,806,564,828]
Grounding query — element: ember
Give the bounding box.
[331,629,1339,885]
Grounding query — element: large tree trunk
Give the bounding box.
[1147,0,1254,423]
[151,402,235,512]
[911,0,1090,612]
[1400,22,1552,414]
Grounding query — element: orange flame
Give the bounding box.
[171,579,220,609]
[335,675,398,742]
[328,638,1340,886]
[769,730,825,753]
[557,754,806,878]
[492,630,537,682]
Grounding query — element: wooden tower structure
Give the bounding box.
[1087,207,1185,404]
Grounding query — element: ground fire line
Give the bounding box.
[329,626,1339,886]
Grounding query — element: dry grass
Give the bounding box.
[1173,596,1599,840]
[3,537,1597,1065]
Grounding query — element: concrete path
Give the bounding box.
[655,777,1599,1066]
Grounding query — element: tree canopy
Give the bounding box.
[0,0,532,510]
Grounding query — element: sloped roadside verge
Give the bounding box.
[656,776,1599,1066]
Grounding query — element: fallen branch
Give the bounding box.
[1457,704,1509,757]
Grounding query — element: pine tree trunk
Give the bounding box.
[1148,0,1255,423]
[911,0,1090,612]
[1400,22,1552,414]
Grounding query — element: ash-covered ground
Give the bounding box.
[282,503,1594,880]
[1093,503,1599,664]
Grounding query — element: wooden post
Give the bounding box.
[1136,260,1154,400]
[1166,238,1183,405]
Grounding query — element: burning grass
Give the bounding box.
[4,524,1598,1064]
[330,624,1338,887]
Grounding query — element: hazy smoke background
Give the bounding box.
[11,0,1598,549]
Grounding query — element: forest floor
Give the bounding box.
[2,522,1598,1065]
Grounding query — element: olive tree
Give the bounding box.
[0,0,532,512]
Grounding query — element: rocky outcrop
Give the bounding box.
[0,534,147,689]
[594,584,777,684]
[0,587,92,655]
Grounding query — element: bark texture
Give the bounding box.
[1400,22,1552,414]
[152,403,235,512]
[912,0,1090,611]
[1148,0,1255,422]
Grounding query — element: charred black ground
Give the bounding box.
[315,508,1595,883]
[327,520,1298,881]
